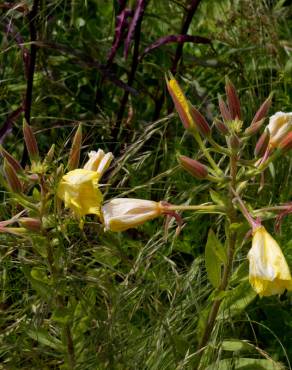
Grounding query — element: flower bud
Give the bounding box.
[228,134,241,152]
[102,198,163,232]
[68,124,82,171]
[267,112,292,148]
[44,144,55,164]
[3,159,22,192]
[214,118,229,135]
[23,120,39,162]
[279,132,292,152]
[189,105,211,136]
[218,95,232,122]
[166,75,194,130]
[251,94,272,125]
[254,130,270,157]
[244,119,264,136]
[225,78,241,120]
[178,155,208,179]
[18,217,42,232]
[0,146,23,173]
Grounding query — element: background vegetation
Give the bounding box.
[0,0,292,368]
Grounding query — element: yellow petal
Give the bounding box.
[57,169,103,218]
[248,226,292,296]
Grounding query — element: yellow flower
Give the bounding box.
[57,169,103,217]
[101,198,163,232]
[267,112,292,148]
[248,226,292,296]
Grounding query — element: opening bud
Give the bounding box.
[189,105,211,136]
[166,74,194,130]
[23,120,39,162]
[254,130,270,157]
[225,78,241,120]
[178,155,208,179]
[68,124,82,170]
[83,149,114,178]
[3,159,23,193]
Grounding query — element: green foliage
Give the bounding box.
[0,0,292,369]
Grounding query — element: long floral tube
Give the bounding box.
[164,204,225,213]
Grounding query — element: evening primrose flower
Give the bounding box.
[248,226,292,297]
[58,149,113,218]
[267,112,292,148]
[57,169,103,218]
[102,198,164,232]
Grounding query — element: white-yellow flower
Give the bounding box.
[83,149,113,176]
[267,112,292,148]
[102,198,164,232]
[248,226,292,296]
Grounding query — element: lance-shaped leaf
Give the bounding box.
[140,34,211,60]
[205,229,227,288]
[67,124,82,171]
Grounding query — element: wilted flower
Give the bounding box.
[57,169,103,218]
[248,226,292,296]
[102,198,164,232]
[267,112,292,148]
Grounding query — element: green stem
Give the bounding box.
[166,204,224,213]
[196,153,238,368]
[192,130,223,176]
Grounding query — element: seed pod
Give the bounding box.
[18,217,42,232]
[189,104,211,136]
[225,78,241,120]
[279,132,292,153]
[214,118,229,135]
[68,124,82,171]
[178,155,208,179]
[3,159,22,192]
[251,94,273,125]
[254,130,270,157]
[23,120,39,162]
[0,146,23,173]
